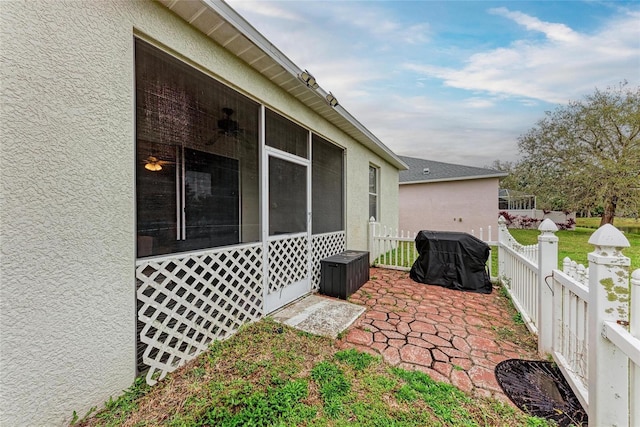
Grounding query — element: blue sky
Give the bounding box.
[226,0,640,167]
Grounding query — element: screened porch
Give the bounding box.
[134,39,346,384]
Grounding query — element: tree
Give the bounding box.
[516,82,640,226]
[487,160,516,188]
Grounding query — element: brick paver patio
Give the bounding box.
[337,267,539,403]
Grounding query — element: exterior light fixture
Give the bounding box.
[299,70,319,89]
[326,92,339,107]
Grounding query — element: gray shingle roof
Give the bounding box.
[398,156,508,184]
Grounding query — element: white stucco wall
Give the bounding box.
[344,147,399,251]
[0,1,399,425]
[399,178,500,239]
[1,2,138,426]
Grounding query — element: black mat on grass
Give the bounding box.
[495,359,587,427]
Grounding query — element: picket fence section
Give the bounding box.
[496,217,540,335]
[497,217,640,427]
[368,220,417,271]
[550,262,590,410]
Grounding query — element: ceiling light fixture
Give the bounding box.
[326,92,339,107]
[299,70,319,89]
[144,157,163,172]
[143,156,174,172]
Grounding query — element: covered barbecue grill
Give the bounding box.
[409,230,492,294]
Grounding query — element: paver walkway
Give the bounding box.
[336,268,539,403]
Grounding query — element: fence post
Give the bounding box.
[631,269,640,427]
[497,216,508,278]
[537,218,558,357]
[368,217,377,265]
[587,224,630,427]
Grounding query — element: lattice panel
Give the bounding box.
[268,236,309,294]
[311,231,346,291]
[136,244,263,385]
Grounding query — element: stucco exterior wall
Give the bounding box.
[1,2,138,426]
[399,178,500,239]
[344,147,399,251]
[0,1,399,425]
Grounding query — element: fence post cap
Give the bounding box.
[587,223,630,248]
[369,216,376,223]
[538,218,558,233]
[631,268,640,283]
[498,216,507,225]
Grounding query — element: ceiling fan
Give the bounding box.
[207,107,242,145]
[217,107,240,136]
[143,156,174,172]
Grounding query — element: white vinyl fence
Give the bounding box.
[497,217,640,427]
[368,218,496,277]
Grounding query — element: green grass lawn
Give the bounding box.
[507,226,639,271]
[374,241,417,268]
[575,217,640,230]
[76,318,552,427]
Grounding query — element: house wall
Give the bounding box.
[0,1,399,425]
[345,152,399,251]
[399,178,500,239]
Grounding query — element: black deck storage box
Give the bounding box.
[320,250,369,299]
[409,230,492,294]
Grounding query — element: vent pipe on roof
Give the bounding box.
[423,168,430,175]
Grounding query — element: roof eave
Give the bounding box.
[400,173,508,185]
[157,0,408,171]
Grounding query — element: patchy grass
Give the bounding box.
[491,285,538,352]
[494,283,538,351]
[76,318,551,427]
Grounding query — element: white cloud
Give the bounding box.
[343,93,533,167]
[464,97,496,108]
[489,7,579,43]
[226,1,305,22]
[404,8,640,104]
[323,3,431,45]
[222,1,638,166]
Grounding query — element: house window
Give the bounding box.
[135,39,260,257]
[312,135,344,233]
[369,165,379,221]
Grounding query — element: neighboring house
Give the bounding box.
[499,189,576,229]
[398,156,507,237]
[499,188,536,211]
[0,1,406,425]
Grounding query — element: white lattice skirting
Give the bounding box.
[267,235,309,294]
[311,231,346,291]
[135,232,346,385]
[136,243,263,384]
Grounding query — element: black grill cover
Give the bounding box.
[409,230,492,294]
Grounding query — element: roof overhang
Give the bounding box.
[156,0,408,171]
[400,173,508,185]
